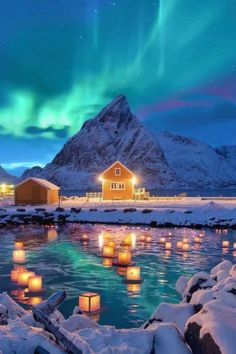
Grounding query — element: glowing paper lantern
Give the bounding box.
[13,250,26,263]
[79,292,100,313]
[194,237,201,243]
[107,241,116,248]
[102,246,115,258]
[182,238,189,244]
[176,241,183,248]
[145,236,152,243]
[140,235,146,242]
[28,276,43,292]
[159,237,166,244]
[82,234,89,241]
[165,242,172,250]
[233,243,236,250]
[126,266,141,282]
[17,271,35,286]
[117,251,132,265]
[182,243,190,251]
[222,240,229,248]
[14,241,24,249]
[123,235,132,246]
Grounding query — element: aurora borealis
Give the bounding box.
[1,0,236,175]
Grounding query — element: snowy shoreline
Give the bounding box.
[1,198,236,229]
[0,259,236,354]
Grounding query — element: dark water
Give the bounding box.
[62,188,236,197]
[0,224,235,328]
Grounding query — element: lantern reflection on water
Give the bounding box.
[28,275,43,292]
[127,283,141,293]
[233,243,236,250]
[27,296,43,306]
[182,243,190,251]
[102,258,113,267]
[79,292,100,313]
[194,237,201,243]
[13,250,26,263]
[47,228,58,242]
[176,241,183,249]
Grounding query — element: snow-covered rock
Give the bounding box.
[157,131,236,188]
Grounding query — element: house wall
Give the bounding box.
[102,162,134,200]
[15,180,59,205]
[47,189,59,204]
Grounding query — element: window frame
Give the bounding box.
[110,181,126,190]
[115,168,121,176]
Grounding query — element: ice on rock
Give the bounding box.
[61,314,99,332]
[0,293,28,320]
[190,289,215,307]
[211,260,232,276]
[229,264,236,278]
[151,302,194,334]
[184,271,216,302]
[176,275,188,298]
[214,269,229,282]
[153,323,192,354]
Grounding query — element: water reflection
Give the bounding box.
[0,223,235,328]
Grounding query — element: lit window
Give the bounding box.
[110,182,125,190]
[115,168,121,176]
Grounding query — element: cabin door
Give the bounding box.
[32,186,41,203]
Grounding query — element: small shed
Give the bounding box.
[15,178,60,205]
[98,161,137,200]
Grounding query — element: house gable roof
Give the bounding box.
[99,161,134,178]
[16,177,60,190]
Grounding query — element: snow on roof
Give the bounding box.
[16,177,60,190]
[100,160,135,177]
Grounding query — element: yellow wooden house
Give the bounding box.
[98,161,137,200]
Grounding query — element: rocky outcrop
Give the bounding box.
[0,166,18,184]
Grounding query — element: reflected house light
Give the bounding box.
[13,250,26,263]
[17,271,35,286]
[82,234,89,241]
[28,275,43,293]
[98,234,103,249]
[165,242,172,250]
[79,292,100,313]
[102,245,115,258]
[47,229,58,242]
[222,240,229,248]
[14,241,24,249]
[117,251,132,265]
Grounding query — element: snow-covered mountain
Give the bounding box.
[22,95,180,189]
[0,166,18,184]
[157,131,236,188]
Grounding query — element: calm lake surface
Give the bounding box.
[0,224,235,328]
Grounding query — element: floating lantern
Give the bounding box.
[176,241,183,249]
[107,240,116,248]
[182,243,190,251]
[102,258,113,267]
[159,237,166,244]
[127,283,141,293]
[117,251,132,265]
[10,266,25,282]
[82,234,89,241]
[165,242,172,250]
[79,292,100,313]
[123,235,132,246]
[194,237,201,243]
[182,238,189,244]
[168,232,172,236]
[126,266,141,282]
[17,271,35,286]
[222,240,229,248]
[140,235,146,242]
[145,236,152,243]
[28,276,43,293]
[117,267,127,276]
[102,245,115,258]
[199,232,205,238]
[233,243,236,250]
[13,250,26,263]
[14,241,24,249]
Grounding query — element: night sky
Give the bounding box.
[1,0,236,175]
